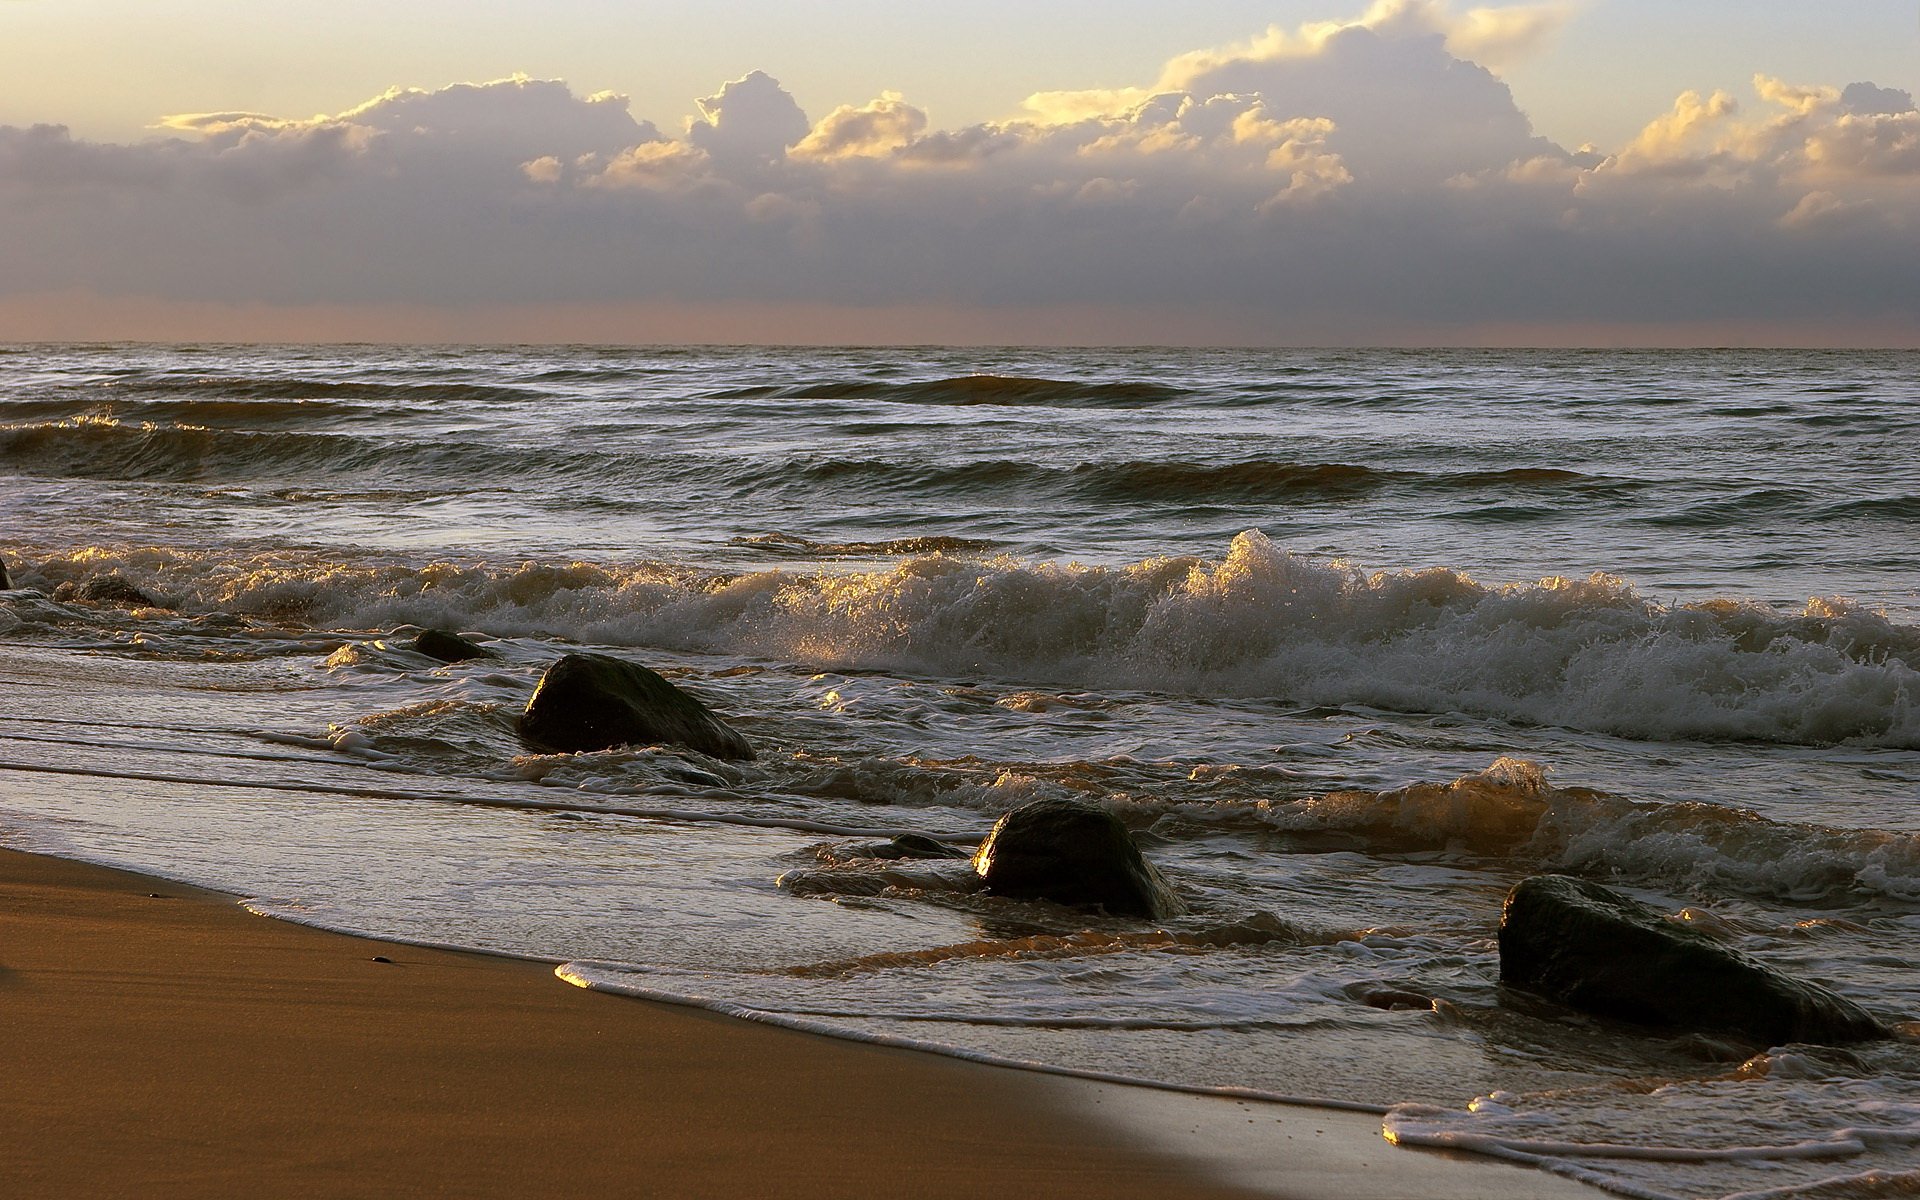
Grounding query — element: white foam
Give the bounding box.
[16,532,1920,749]
[557,958,1387,1112]
[1386,1083,1920,1200]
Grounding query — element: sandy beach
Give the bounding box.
[0,846,1608,1199]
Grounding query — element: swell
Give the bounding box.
[0,376,534,435]
[0,396,412,427]
[1069,460,1632,503]
[708,373,1186,407]
[730,532,998,557]
[1,421,1640,510]
[91,374,536,405]
[746,456,1635,505]
[0,417,695,489]
[0,418,391,481]
[12,532,1920,751]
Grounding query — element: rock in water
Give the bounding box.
[54,575,163,608]
[972,798,1183,919]
[1499,875,1888,1045]
[411,629,493,663]
[519,652,754,760]
[863,833,971,861]
[0,557,10,589]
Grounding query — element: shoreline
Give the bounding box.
[0,845,1606,1199]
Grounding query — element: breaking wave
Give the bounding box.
[12,532,1920,750]
[1250,759,1920,903]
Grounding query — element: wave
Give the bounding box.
[1817,496,1920,522]
[709,374,1186,407]
[1069,461,1630,503]
[749,457,1045,497]
[12,532,1920,749]
[1634,489,1820,528]
[730,532,997,558]
[1251,759,1920,903]
[0,397,399,427]
[0,407,1688,520]
[92,373,536,405]
[0,417,690,488]
[734,456,1630,506]
[0,417,388,481]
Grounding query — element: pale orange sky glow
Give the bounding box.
[7,291,1919,351]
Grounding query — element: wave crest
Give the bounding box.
[12,532,1920,748]
[1273,759,1920,901]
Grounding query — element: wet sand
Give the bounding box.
[0,847,1603,1198]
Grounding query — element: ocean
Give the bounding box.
[2,343,1917,1199]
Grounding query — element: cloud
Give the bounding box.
[1597,74,1920,185]
[1442,1,1574,66]
[1777,189,1875,231]
[161,75,655,162]
[1154,0,1573,82]
[0,6,1915,343]
[1611,88,1740,171]
[687,70,810,172]
[1096,0,1566,185]
[1841,83,1916,117]
[793,92,928,160]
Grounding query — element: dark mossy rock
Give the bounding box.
[971,797,1183,919]
[519,652,753,760]
[54,575,163,608]
[1499,874,1889,1046]
[862,833,971,861]
[411,629,493,663]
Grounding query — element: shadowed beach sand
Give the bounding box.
[0,847,1605,1198]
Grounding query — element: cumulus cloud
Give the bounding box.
[792,92,928,160]
[687,70,810,171]
[1154,0,1569,81]
[1073,0,1566,184]
[157,75,658,182]
[1441,1,1573,66]
[0,3,1914,342]
[1593,73,1920,185]
[1841,82,1916,117]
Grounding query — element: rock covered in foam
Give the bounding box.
[54,575,164,608]
[1499,874,1889,1045]
[971,798,1183,919]
[519,652,754,761]
[410,629,494,663]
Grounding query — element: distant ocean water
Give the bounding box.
[2,344,1918,1199]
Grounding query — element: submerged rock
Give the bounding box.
[862,833,971,861]
[54,575,163,608]
[519,652,754,760]
[971,797,1183,919]
[411,629,493,663]
[1499,874,1889,1045]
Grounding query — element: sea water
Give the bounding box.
[2,344,1917,1199]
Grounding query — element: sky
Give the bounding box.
[1,0,1916,345]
